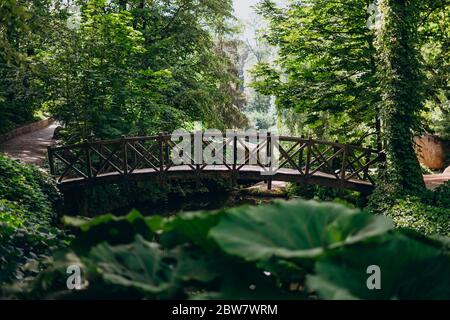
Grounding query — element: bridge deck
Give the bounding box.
[58,165,374,193]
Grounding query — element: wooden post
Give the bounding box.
[340,145,349,187]
[267,132,272,190]
[232,130,237,187]
[332,140,339,172]
[158,133,164,187]
[298,136,305,172]
[47,147,55,176]
[195,131,201,188]
[133,140,137,166]
[86,143,93,180]
[164,132,170,165]
[364,150,371,181]
[122,136,128,176]
[305,138,312,177]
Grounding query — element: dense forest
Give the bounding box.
[0,0,449,300]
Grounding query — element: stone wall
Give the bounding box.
[414,134,449,170]
[0,118,54,144]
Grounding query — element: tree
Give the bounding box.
[123,0,248,131]
[419,0,450,139]
[214,37,249,129]
[0,0,29,63]
[42,0,248,142]
[46,0,173,141]
[375,0,426,193]
[0,0,56,134]
[243,14,275,130]
[252,0,381,146]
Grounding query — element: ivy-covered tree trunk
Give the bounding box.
[376,0,426,194]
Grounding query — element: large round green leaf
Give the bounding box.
[85,235,220,298]
[88,235,178,297]
[209,200,393,261]
[157,210,225,251]
[307,232,450,300]
[69,210,154,252]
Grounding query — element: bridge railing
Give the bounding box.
[47,133,385,187]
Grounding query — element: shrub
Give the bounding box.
[287,183,363,208]
[0,199,67,284]
[388,197,449,237]
[366,181,400,215]
[368,181,450,237]
[0,155,61,225]
[432,181,450,208]
[0,156,66,284]
[420,163,434,175]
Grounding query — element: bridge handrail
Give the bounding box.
[49,133,382,155]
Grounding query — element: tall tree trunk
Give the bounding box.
[375,0,425,194]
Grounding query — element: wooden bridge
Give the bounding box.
[47,132,385,193]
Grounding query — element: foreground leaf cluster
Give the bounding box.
[11,200,450,300]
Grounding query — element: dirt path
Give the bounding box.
[0,123,58,166]
[424,167,450,190]
[244,172,450,193]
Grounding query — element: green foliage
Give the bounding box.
[420,163,434,175]
[0,155,61,224]
[307,231,450,300]
[419,1,450,139]
[253,0,381,144]
[367,181,399,215]
[0,155,66,284]
[0,199,67,284]
[85,236,182,298]
[287,183,364,208]
[375,0,426,194]
[1,0,248,140]
[9,199,450,300]
[253,0,448,195]
[46,0,168,141]
[368,181,450,237]
[68,210,154,252]
[0,0,30,63]
[210,201,392,261]
[246,110,276,130]
[388,197,449,237]
[25,0,247,143]
[432,181,450,208]
[0,0,53,134]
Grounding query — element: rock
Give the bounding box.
[239,181,288,198]
[414,134,448,170]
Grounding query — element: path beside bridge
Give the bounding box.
[0,122,58,166]
[424,167,450,190]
